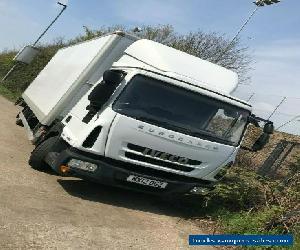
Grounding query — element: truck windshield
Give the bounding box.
[112,75,250,146]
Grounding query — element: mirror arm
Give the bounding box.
[249,114,274,125]
[248,115,260,127]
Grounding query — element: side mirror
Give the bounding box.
[83,70,126,123]
[88,70,125,105]
[252,133,270,152]
[263,122,274,134]
[103,70,125,84]
[241,116,274,152]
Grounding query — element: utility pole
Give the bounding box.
[32,2,67,47]
[215,0,281,63]
[1,1,68,82]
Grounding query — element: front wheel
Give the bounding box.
[29,136,62,171]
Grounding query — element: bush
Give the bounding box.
[207,167,264,211]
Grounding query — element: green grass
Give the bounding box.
[197,165,300,250]
[0,84,21,101]
[217,209,299,250]
[0,44,63,102]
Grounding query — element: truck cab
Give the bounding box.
[56,67,251,194]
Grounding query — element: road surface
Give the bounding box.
[0,95,212,249]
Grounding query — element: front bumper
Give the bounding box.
[52,147,215,196]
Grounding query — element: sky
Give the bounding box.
[0,0,299,134]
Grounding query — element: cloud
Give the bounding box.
[235,39,300,101]
[0,1,38,50]
[0,0,7,9]
[250,39,300,98]
[253,102,275,112]
[234,39,300,134]
[111,0,185,27]
[0,0,13,14]
[0,0,70,51]
[254,39,300,62]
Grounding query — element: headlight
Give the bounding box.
[68,159,98,172]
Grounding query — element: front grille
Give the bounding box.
[127,144,201,165]
[125,152,194,172]
[101,157,212,186]
[125,143,201,172]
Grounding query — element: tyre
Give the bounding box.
[29,136,63,170]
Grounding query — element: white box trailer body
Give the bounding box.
[17,32,274,197]
[22,32,138,126]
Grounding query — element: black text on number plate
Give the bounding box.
[126,175,168,189]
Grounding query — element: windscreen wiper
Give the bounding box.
[132,115,185,132]
[132,115,172,129]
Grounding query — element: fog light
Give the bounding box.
[60,165,70,174]
[190,187,211,195]
[68,159,98,172]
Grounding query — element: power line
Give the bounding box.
[215,0,281,62]
[234,90,300,101]
[234,91,300,130]
[33,3,67,46]
[215,6,260,62]
[277,115,300,130]
[253,109,300,117]
[267,96,286,120]
[247,92,255,101]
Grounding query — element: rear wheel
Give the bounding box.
[29,136,62,170]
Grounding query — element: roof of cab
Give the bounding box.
[119,39,239,95]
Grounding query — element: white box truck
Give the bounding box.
[16,31,274,196]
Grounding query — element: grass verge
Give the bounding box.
[194,165,300,249]
[0,84,21,101]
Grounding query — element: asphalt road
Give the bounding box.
[0,95,213,250]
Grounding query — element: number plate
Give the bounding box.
[126,175,168,189]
